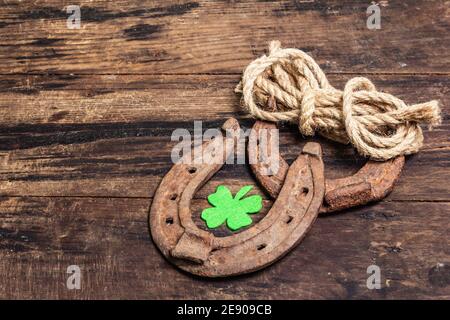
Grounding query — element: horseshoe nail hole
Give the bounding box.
[188,167,197,174]
[285,216,294,224]
[297,187,309,198]
[169,194,177,201]
[257,244,267,251]
[165,217,174,225]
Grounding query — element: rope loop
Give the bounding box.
[236,41,441,160]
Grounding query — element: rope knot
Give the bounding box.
[237,41,441,160]
[299,88,318,136]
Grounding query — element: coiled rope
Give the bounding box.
[236,41,441,160]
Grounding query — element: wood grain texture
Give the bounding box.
[0,74,447,199]
[0,197,448,299]
[0,0,449,299]
[0,0,449,74]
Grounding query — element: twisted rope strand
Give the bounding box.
[235,41,441,160]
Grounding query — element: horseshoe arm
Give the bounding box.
[249,121,405,213]
[150,118,240,260]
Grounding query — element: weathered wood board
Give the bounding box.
[0,0,448,299]
[0,0,448,74]
[0,197,448,299]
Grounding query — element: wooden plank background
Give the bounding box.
[0,0,449,299]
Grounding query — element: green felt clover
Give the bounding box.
[201,185,262,231]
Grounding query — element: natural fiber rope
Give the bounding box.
[235,41,441,160]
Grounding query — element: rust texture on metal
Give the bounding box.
[249,120,405,213]
[150,118,325,277]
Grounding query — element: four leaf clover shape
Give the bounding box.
[201,185,263,231]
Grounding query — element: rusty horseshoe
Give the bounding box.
[249,120,405,213]
[150,118,325,277]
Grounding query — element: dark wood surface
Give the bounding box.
[0,0,448,299]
